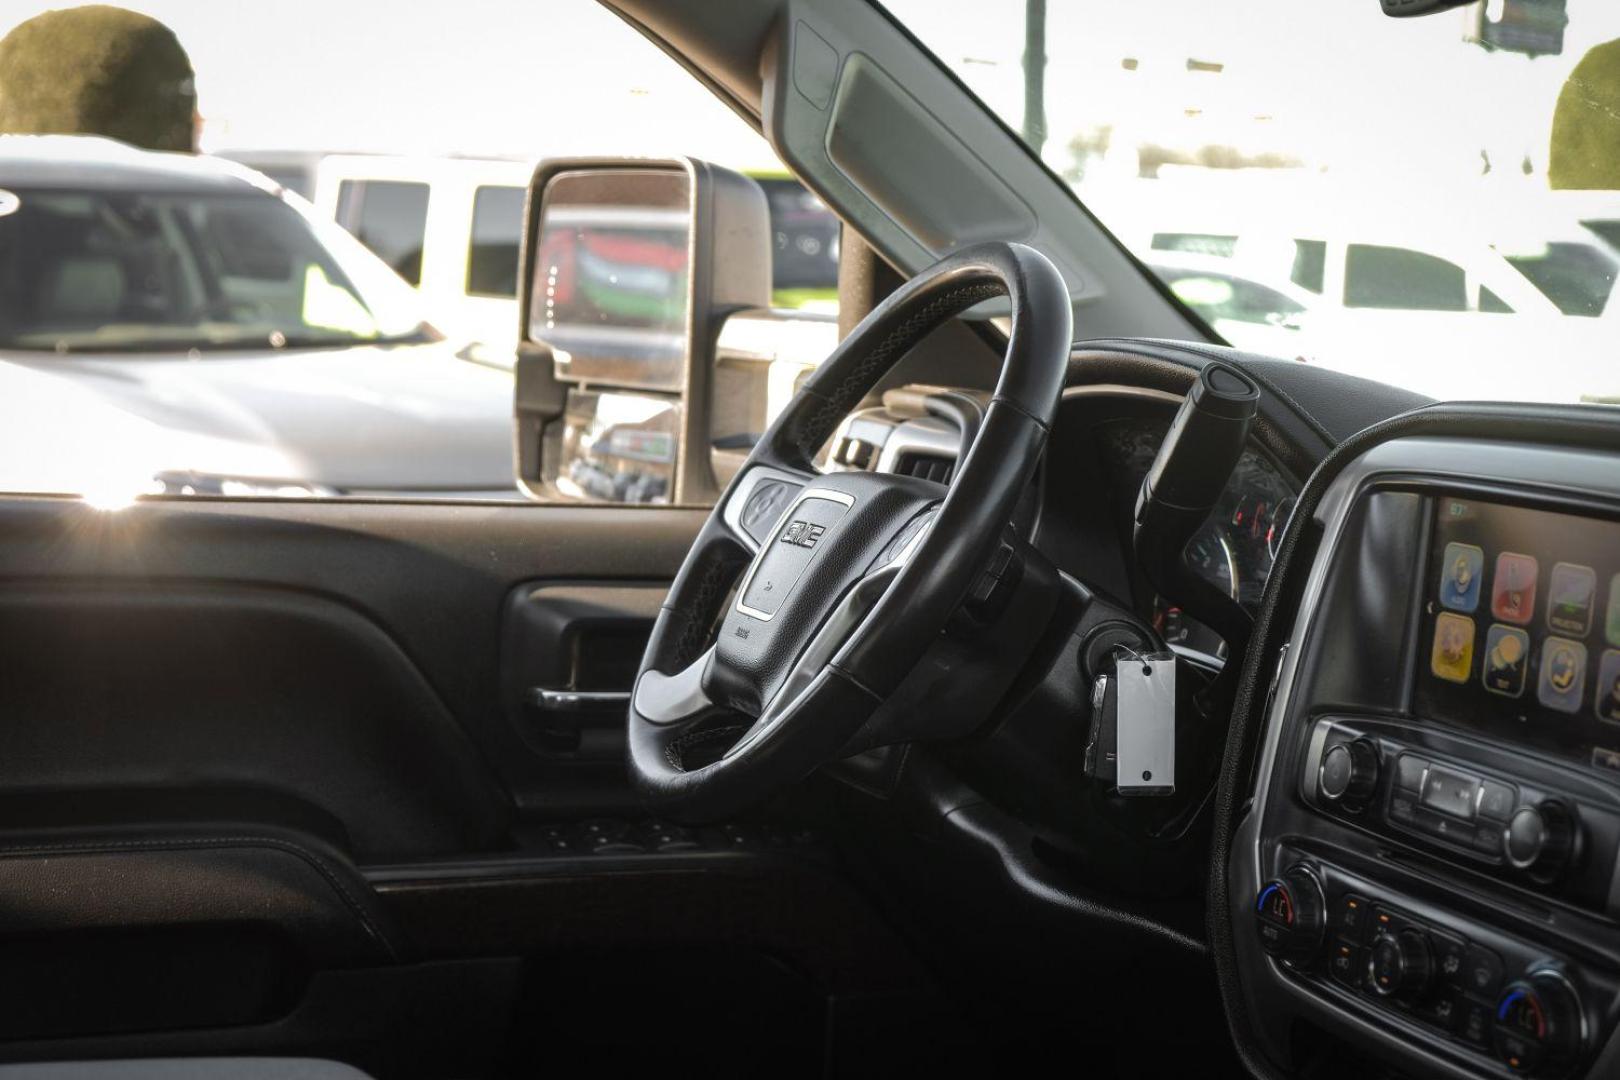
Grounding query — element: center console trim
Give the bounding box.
[1234,435,1620,1079]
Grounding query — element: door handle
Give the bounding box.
[525,688,631,713]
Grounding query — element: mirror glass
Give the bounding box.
[549,389,679,505]
[528,168,692,393]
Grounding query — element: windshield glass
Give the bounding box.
[882,0,1620,405]
[0,185,429,353]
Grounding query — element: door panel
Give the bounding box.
[0,494,704,1053]
[0,494,938,1070]
[0,494,705,850]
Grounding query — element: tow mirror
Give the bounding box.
[512,157,771,505]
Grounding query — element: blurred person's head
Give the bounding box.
[1550,37,1620,190]
[0,4,196,152]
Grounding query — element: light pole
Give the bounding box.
[1023,0,1048,156]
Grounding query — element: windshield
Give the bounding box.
[882,0,1620,405]
[0,185,430,353]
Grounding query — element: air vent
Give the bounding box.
[893,451,955,484]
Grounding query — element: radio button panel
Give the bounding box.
[1300,717,1620,915]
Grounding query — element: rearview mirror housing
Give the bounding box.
[513,157,771,505]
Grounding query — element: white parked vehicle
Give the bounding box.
[1108,178,1620,402]
[310,155,533,365]
[0,136,517,501]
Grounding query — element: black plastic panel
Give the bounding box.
[0,495,705,856]
[1235,439,1620,1079]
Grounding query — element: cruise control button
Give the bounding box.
[1478,780,1517,821]
[1421,767,1480,821]
[1394,753,1428,793]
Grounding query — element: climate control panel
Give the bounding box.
[1253,858,1612,1077]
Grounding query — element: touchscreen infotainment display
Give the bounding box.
[1414,495,1620,775]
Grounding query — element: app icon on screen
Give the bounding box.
[1538,636,1588,713]
[1430,613,1475,684]
[1597,650,1620,726]
[1439,543,1484,612]
[1492,552,1539,624]
[1546,563,1596,636]
[1607,574,1620,648]
[1482,624,1530,698]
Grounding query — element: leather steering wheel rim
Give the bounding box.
[627,241,1072,821]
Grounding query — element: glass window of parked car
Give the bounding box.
[334,179,429,286]
[466,185,525,299]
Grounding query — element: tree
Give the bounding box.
[0,5,197,152]
[1549,37,1620,190]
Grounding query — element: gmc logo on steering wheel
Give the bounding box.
[779,520,825,548]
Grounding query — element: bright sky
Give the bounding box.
[6,0,1618,186]
[0,0,779,169]
[887,0,1620,185]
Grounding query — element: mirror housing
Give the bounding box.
[513,157,771,505]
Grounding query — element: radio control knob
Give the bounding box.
[1319,738,1379,808]
[1254,865,1325,965]
[1494,970,1585,1075]
[1505,801,1579,881]
[1367,928,1432,999]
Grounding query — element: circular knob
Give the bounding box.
[1505,801,1579,881]
[1494,970,1585,1075]
[1319,738,1379,808]
[1254,865,1325,965]
[1367,928,1433,999]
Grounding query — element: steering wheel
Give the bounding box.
[629,241,1072,820]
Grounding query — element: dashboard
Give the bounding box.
[1095,413,1297,629]
[1232,435,1620,1080]
[831,388,1302,662]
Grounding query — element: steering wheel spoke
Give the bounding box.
[727,511,934,760]
[632,644,717,725]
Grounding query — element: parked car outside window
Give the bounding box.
[0,135,515,504]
